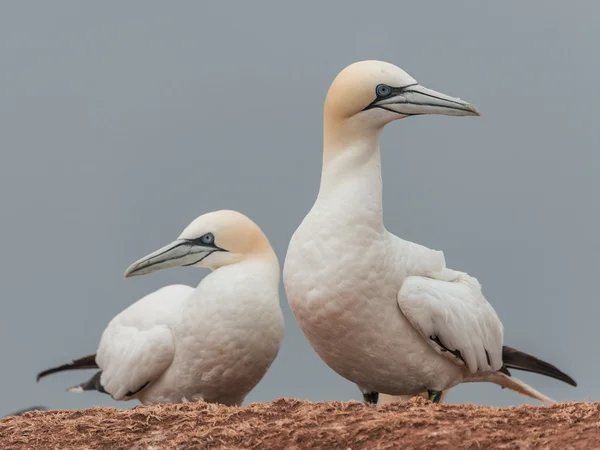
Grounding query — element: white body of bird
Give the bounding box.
[99,262,282,406]
[285,181,470,395]
[284,61,574,404]
[39,210,284,406]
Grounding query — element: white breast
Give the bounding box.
[284,204,462,395]
[140,262,284,406]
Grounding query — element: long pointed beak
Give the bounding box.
[370,84,480,117]
[124,240,218,278]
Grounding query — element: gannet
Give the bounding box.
[37,210,284,406]
[283,61,576,405]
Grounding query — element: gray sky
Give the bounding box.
[1,1,598,415]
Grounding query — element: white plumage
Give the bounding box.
[284,60,575,404]
[398,269,503,374]
[39,210,284,406]
[97,285,185,402]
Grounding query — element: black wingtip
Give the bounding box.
[36,354,98,383]
[36,365,70,382]
[502,345,577,387]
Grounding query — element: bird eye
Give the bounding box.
[200,233,214,245]
[376,84,392,97]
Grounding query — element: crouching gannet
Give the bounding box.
[283,61,576,405]
[37,210,284,406]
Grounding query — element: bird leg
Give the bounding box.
[362,391,379,405]
[427,389,443,403]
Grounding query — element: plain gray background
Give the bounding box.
[1,1,597,415]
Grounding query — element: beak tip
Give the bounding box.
[469,104,481,117]
[123,265,137,279]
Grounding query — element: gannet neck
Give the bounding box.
[246,236,279,264]
[220,245,280,276]
[316,120,384,227]
[320,131,382,194]
[199,250,281,297]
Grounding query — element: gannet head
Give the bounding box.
[325,60,480,132]
[124,210,276,277]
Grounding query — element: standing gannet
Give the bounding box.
[37,210,284,406]
[283,61,576,405]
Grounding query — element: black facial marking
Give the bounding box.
[182,251,213,267]
[131,237,227,275]
[362,82,419,112]
[179,234,228,266]
[186,233,221,250]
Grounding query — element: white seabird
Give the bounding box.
[283,60,576,405]
[38,210,284,406]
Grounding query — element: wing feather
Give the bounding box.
[97,323,175,400]
[95,285,192,400]
[398,270,503,374]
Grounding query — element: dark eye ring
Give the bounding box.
[200,233,214,245]
[376,84,392,97]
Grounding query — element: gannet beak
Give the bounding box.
[124,239,223,278]
[365,84,480,117]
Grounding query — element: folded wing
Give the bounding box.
[398,269,504,374]
[96,285,193,400]
[97,323,175,400]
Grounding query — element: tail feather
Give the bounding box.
[502,346,577,387]
[66,370,107,394]
[465,346,576,405]
[36,354,98,382]
[479,372,556,405]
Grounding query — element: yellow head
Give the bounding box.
[324,60,480,141]
[124,210,276,277]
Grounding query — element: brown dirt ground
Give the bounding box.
[1,398,598,450]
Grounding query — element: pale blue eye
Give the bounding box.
[376,84,392,97]
[201,233,214,245]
